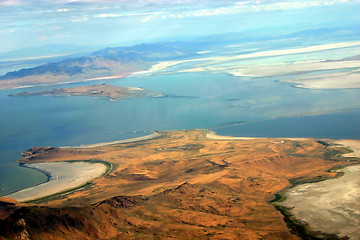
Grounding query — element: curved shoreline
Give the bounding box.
[4,161,108,202]
[61,131,161,149]
[6,130,359,204]
[2,132,161,202]
[1,129,359,239]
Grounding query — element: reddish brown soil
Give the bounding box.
[0,130,356,240]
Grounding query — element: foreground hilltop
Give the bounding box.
[0,130,358,239]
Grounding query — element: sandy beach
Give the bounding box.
[206,132,360,157]
[206,131,262,140]
[62,131,161,149]
[4,132,161,202]
[1,129,358,239]
[206,131,316,141]
[4,162,107,202]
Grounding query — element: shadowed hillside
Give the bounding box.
[0,130,357,239]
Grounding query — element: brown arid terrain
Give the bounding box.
[9,84,165,101]
[0,130,358,240]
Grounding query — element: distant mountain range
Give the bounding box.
[0,42,198,80]
[0,42,204,89]
[0,25,359,89]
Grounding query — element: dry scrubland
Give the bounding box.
[0,130,358,239]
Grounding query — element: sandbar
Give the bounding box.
[4,162,107,202]
[206,131,315,141]
[206,131,261,140]
[62,132,161,149]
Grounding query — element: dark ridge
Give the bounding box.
[0,42,196,81]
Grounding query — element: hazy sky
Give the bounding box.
[0,0,359,53]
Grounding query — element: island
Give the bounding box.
[0,130,359,239]
[9,84,166,101]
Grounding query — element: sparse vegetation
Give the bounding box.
[274,205,349,240]
[1,130,358,239]
[272,163,358,240]
[317,141,353,161]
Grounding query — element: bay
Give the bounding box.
[1,71,360,196]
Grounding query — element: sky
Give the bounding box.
[0,0,359,53]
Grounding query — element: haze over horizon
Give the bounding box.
[1,0,359,53]
[1,1,360,239]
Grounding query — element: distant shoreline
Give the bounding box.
[206,131,360,158]
[0,73,131,90]
[61,131,161,149]
[9,84,165,101]
[205,131,313,141]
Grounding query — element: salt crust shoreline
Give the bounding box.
[207,131,360,239]
[61,131,161,149]
[5,131,359,203]
[4,132,161,202]
[206,131,360,158]
[279,164,360,240]
[4,162,107,202]
[206,131,312,141]
[138,41,360,90]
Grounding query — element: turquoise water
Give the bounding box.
[1,71,360,196]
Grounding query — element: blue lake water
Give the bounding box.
[215,110,360,139]
[1,71,360,196]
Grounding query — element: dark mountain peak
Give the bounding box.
[91,42,193,61]
[0,41,196,81]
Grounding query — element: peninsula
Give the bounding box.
[0,130,359,240]
[9,84,165,101]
